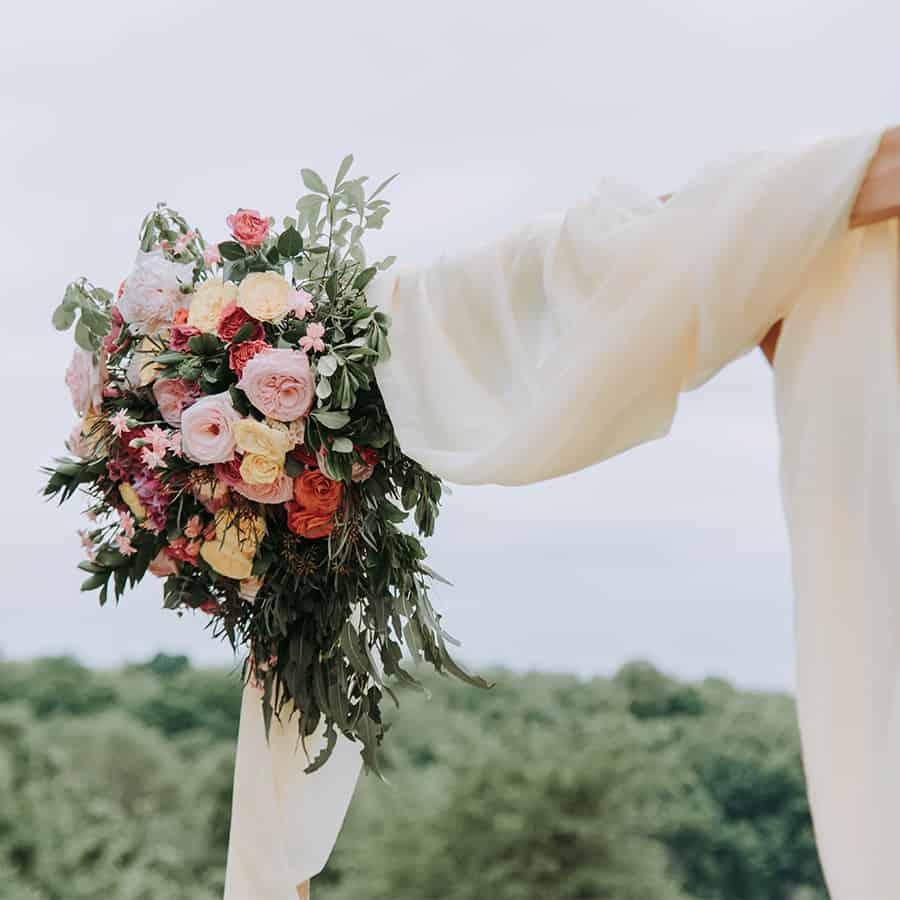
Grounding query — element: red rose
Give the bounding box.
[217,302,265,343]
[226,209,269,247]
[170,325,202,352]
[285,501,337,539]
[229,339,270,376]
[290,444,318,468]
[198,599,219,615]
[357,446,379,466]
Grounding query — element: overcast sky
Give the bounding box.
[2,0,899,689]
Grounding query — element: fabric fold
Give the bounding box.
[226,130,899,900]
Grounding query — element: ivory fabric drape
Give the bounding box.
[225,130,900,899]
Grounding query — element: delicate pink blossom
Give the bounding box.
[79,529,97,561]
[144,425,172,458]
[115,533,136,556]
[141,447,165,469]
[299,322,326,353]
[120,511,135,538]
[110,410,131,436]
[203,243,222,268]
[183,515,204,539]
[289,288,314,320]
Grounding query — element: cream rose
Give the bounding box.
[240,453,283,485]
[188,278,238,333]
[237,271,291,322]
[232,418,294,462]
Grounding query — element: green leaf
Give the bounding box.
[331,437,353,453]
[325,272,338,301]
[301,168,329,195]
[80,572,108,592]
[74,319,98,352]
[218,241,246,261]
[334,153,354,189]
[277,226,303,258]
[353,267,378,291]
[187,333,224,356]
[315,378,332,400]
[311,409,350,430]
[52,303,77,331]
[369,172,399,200]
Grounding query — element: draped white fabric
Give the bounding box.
[225,130,900,899]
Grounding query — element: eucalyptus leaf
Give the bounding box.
[301,168,329,194]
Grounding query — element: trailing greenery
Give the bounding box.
[0,656,827,900]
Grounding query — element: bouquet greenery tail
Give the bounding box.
[44,156,489,773]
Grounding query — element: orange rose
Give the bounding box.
[293,470,343,515]
[285,501,337,539]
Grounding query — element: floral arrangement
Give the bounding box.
[44,157,487,772]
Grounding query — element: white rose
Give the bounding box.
[118,251,193,336]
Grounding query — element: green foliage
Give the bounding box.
[0,657,827,900]
[51,280,113,352]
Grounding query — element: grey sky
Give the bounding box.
[3,0,899,689]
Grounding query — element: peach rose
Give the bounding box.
[226,209,269,247]
[237,347,314,421]
[180,393,241,464]
[233,473,294,504]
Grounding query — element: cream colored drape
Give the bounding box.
[226,131,900,899]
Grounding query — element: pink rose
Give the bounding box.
[180,392,241,464]
[118,252,193,336]
[148,550,179,577]
[152,378,201,427]
[65,349,93,415]
[226,209,269,247]
[237,348,314,421]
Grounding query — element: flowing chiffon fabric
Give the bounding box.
[225,131,900,899]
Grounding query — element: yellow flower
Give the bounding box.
[200,541,254,580]
[240,453,283,485]
[200,508,265,580]
[237,271,291,322]
[233,418,293,462]
[119,483,147,521]
[187,278,238,333]
[80,411,110,457]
